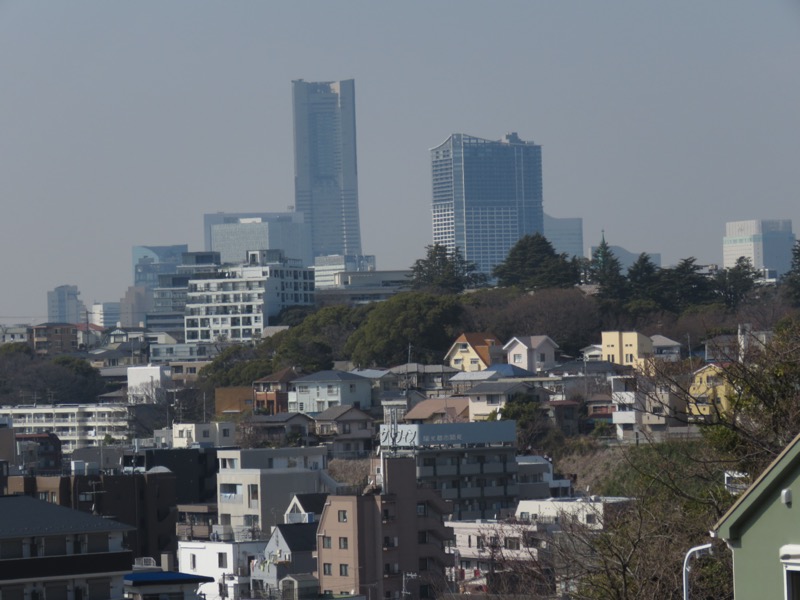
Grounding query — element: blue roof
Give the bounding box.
[484,364,535,377]
[124,572,215,585]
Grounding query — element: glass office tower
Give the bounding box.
[292,79,362,257]
[431,132,543,276]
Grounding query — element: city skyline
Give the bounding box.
[1,2,799,322]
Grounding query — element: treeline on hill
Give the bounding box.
[199,233,800,389]
[0,343,107,405]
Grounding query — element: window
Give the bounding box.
[339,537,348,549]
[202,430,210,438]
[416,503,427,517]
[504,537,520,550]
[323,563,332,576]
[190,554,197,570]
[586,513,596,524]
[539,353,546,362]
[322,536,332,549]
[339,564,349,576]
[512,353,522,363]
[218,552,228,568]
[338,510,348,522]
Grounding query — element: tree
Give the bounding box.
[713,257,760,310]
[781,240,800,307]
[624,253,663,318]
[659,257,715,313]
[345,292,463,366]
[408,244,487,294]
[588,236,628,317]
[493,233,580,290]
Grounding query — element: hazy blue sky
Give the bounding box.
[2,1,799,323]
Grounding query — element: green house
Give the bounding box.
[713,432,800,599]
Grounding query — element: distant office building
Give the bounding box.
[89,302,121,329]
[544,213,584,258]
[146,252,222,336]
[210,213,311,265]
[119,285,153,328]
[431,132,543,276]
[184,250,314,343]
[292,79,362,257]
[313,254,376,288]
[132,244,188,289]
[723,219,795,277]
[47,284,86,324]
[589,244,662,272]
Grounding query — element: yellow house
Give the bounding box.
[601,331,653,370]
[444,332,503,372]
[687,363,733,421]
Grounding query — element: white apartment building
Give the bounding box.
[177,539,263,600]
[0,404,130,454]
[173,421,236,448]
[215,448,328,541]
[185,251,314,343]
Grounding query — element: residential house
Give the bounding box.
[250,523,318,598]
[600,331,653,370]
[650,334,681,362]
[350,368,401,405]
[239,413,314,446]
[215,447,328,541]
[712,431,800,600]
[403,397,470,424]
[444,333,505,372]
[173,421,236,448]
[284,492,329,524]
[387,363,457,395]
[314,405,375,459]
[504,335,559,372]
[253,367,305,415]
[177,538,264,600]
[465,381,538,422]
[123,572,215,600]
[6,470,178,561]
[288,370,372,414]
[28,322,78,356]
[0,495,133,600]
[609,375,689,442]
[687,363,733,422]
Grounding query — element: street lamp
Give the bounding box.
[683,543,713,600]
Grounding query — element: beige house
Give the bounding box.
[600,331,653,370]
[444,333,504,372]
[503,335,559,372]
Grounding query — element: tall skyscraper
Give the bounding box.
[723,219,795,277]
[47,285,86,324]
[544,214,584,259]
[431,132,544,276]
[132,244,188,289]
[205,212,311,265]
[292,79,362,257]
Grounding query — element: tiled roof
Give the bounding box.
[0,495,133,539]
[293,370,368,383]
[275,523,319,552]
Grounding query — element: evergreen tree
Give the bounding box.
[660,257,715,313]
[713,257,760,310]
[589,234,628,315]
[781,240,800,307]
[493,233,580,290]
[408,244,487,294]
[625,253,663,316]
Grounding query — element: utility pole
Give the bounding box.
[402,572,418,598]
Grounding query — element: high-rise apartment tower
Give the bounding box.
[431,132,543,276]
[292,79,362,257]
[723,219,795,278]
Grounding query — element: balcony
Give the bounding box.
[0,551,132,582]
[440,488,459,500]
[460,487,481,499]
[612,411,638,425]
[220,493,243,504]
[437,465,458,476]
[482,463,505,474]
[460,463,481,475]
